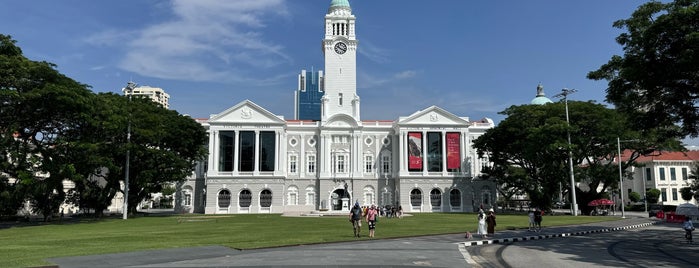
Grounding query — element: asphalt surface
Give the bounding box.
[48,211,661,268]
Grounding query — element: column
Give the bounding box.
[276,130,282,173]
[441,131,447,175]
[254,130,260,173]
[233,131,240,173]
[422,131,427,175]
[209,130,218,173]
[399,131,405,172]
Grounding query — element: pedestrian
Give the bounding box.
[683,217,695,244]
[485,208,497,236]
[349,202,363,238]
[397,205,403,218]
[366,204,378,238]
[528,209,535,231]
[477,209,487,238]
[534,208,543,232]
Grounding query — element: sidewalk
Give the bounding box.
[463,214,660,247]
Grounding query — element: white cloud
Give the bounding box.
[358,69,418,89]
[86,0,290,84]
[358,39,390,64]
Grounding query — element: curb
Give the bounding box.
[462,222,657,247]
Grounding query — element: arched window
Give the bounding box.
[260,189,272,208]
[481,186,492,205]
[218,190,231,208]
[364,186,375,205]
[410,189,422,207]
[287,186,298,205]
[430,189,442,207]
[306,186,316,206]
[449,189,461,207]
[239,189,251,208]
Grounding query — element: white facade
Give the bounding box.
[623,151,699,207]
[176,0,496,215]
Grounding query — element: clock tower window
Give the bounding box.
[339,93,343,106]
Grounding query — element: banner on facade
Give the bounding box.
[446,132,460,169]
[408,132,423,170]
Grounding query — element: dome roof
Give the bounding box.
[530,83,553,105]
[330,0,350,8]
[328,0,351,13]
[531,96,553,105]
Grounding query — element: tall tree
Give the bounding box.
[121,97,208,215]
[0,34,95,219]
[588,0,699,138]
[473,101,661,214]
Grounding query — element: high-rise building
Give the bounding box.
[294,70,324,120]
[122,85,170,109]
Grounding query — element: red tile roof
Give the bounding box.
[632,150,699,162]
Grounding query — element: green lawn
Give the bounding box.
[0,213,616,267]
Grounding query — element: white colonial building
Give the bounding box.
[623,150,699,206]
[176,0,496,214]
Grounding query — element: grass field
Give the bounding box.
[0,213,617,267]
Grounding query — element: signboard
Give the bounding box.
[408,132,423,170]
[446,132,461,169]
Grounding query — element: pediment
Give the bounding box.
[397,106,469,126]
[209,100,285,125]
[323,114,360,128]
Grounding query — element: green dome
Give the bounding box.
[330,0,350,8]
[531,96,553,105]
[530,83,553,105]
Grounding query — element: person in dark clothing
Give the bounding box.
[349,202,363,237]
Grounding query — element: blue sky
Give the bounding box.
[1,0,648,123]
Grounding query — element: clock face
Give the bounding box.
[334,42,347,54]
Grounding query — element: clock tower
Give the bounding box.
[321,0,359,122]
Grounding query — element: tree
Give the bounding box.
[121,97,207,215]
[647,188,661,204]
[588,0,699,139]
[0,34,95,219]
[473,101,661,215]
[687,161,699,201]
[628,191,641,203]
[0,34,208,218]
[680,187,694,202]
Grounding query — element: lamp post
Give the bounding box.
[122,81,137,220]
[617,137,626,218]
[616,138,638,219]
[554,88,578,216]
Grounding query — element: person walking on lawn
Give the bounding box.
[349,202,363,238]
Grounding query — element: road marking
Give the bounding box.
[458,243,482,268]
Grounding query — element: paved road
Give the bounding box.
[49,214,660,268]
[470,223,699,268]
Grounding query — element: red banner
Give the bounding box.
[446,132,460,169]
[408,132,423,170]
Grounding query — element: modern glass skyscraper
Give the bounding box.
[294,69,324,120]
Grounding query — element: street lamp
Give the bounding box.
[122,81,137,220]
[616,137,638,219]
[553,88,578,216]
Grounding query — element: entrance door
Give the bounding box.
[331,189,349,211]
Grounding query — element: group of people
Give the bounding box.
[473,207,544,239]
[529,208,544,232]
[476,208,497,238]
[349,202,379,238]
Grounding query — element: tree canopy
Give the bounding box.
[588,0,699,139]
[0,34,208,218]
[473,101,669,214]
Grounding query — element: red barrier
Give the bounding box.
[665,212,686,223]
[657,210,665,219]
